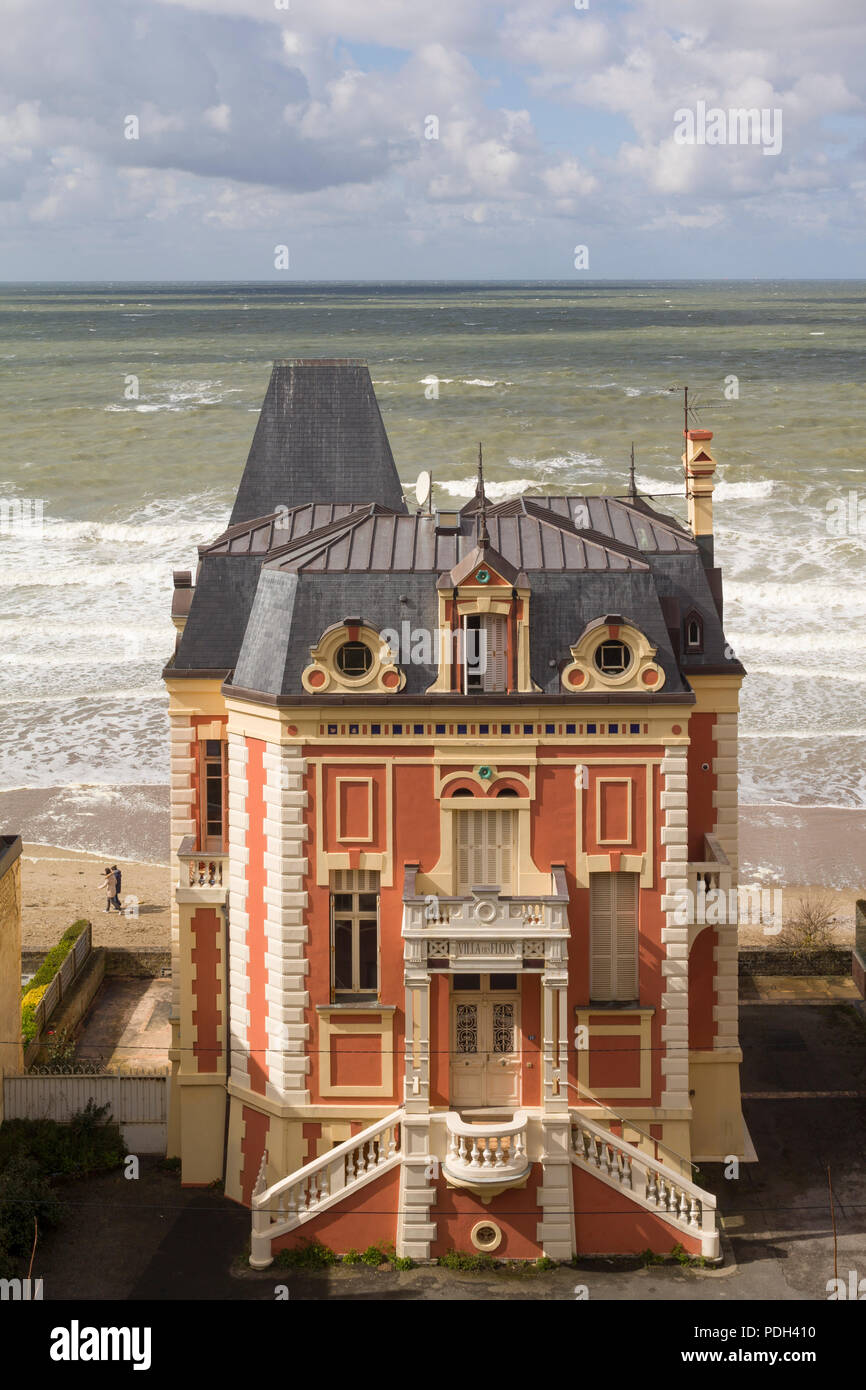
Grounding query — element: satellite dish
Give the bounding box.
[415,470,432,510]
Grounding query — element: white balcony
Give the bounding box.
[402,864,569,973]
[176,836,228,905]
[441,1110,531,1200]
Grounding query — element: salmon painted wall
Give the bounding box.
[532,751,667,1107]
[304,753,438,1105]
[686,713,716,861]
[573,1166,702,1256]
[688,927,717,1050]
[190,906,222,1073]
[430,1167,543,1259]
[271,1166,401,1255]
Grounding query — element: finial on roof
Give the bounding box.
[476,441,490,549]
[628,442,637,501]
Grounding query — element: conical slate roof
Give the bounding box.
[229,359,408,525]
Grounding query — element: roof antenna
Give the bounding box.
[476,441,490,549]
[628,442,637,501]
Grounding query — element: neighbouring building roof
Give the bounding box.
[167,360,745,700]
[229,360,408,525]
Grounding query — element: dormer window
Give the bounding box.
[685,613,703,652]
[463,613,507,693]
[336,641,373,677]
[593,639,631,676]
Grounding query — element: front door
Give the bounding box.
[450,974,521,1108]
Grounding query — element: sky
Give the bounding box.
[1,0,865,279]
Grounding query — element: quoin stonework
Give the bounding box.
[163,359,746,1264]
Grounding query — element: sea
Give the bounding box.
[1,280,864,822]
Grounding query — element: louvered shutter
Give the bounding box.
[614,873,639,998]
[482,615,508,692]
[591,872,638,1001]
[456,809,516,893]
[590,874,614,1000]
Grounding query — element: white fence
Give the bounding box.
[3,1074,168,1153]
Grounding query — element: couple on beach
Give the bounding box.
[100,864,123,912]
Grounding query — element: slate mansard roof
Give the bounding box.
[167,360,745,703]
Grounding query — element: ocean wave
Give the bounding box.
[713,478,775,500]
[438,478,539,499]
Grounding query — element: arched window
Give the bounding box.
[684,612,703,652]
[496,787,519,797]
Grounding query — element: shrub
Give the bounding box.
[274,1238,337,1270]
[22,921,89,998]
[0,1103,125,1178]
[780,894,837,957]
[438,1249,498,1272]
[342,1248,362,1265]
[21,985,48,1043]
[20,919,89,1042]
[535,1255,557,1271]
[360,1243,388,1267]
[0,1154,63,1256]
[391,1255,415,1271]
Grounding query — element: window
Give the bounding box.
[590,872,639,1002]
[330,870,379,1000]
[200,738,226,851]
[685,613,703,652]
[594,640,631,676]
[455,809,516,894]
[463,613,507,692]
[336,641,373,677]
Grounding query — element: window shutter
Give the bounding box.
[614,873,639,998]
[456,816,472,893]
[590,874,614,1000]
[483,615,508,692]
[591,872,638,1001]
[497,810,514,892]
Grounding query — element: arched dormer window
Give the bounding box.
[684,611,704,653]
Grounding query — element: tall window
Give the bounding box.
[200,739,226,851]
[463,613,507,692]
[331,870,379,1000]
[455,809,516,894]
[590,872,639,1002]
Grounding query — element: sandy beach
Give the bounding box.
[4,783,864,956]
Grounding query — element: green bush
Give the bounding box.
[22,921,89,998]
[274,1238,337,1270]
[20,984,48,1043]
[535,1255,557,1271]
[0,1154,63,1256]
[342,1248,362,1265]
[20,919,89,1041]
[391,1255,415,1270]
[438,1249,499,1272]
[360,1243,387,1266]
[0,1102,125,1178]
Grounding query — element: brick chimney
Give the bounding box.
[683,429,717,566]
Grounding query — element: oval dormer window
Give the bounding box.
[594,639,631,676]
[336,641,373,677]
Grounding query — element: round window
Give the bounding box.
[594,639,631,676]
[335,641,373,677]
[470,1219,503,1253]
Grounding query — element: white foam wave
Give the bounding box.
[714,478,775,500]
[439,478,538,499]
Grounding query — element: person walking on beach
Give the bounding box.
[112,864,122,899]
[100,867,122,913]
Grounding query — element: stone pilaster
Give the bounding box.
[712,712,740,1052]
[396,1115,437,1260]
[659,745,690,1109]
[262,741,310,1104]
[536,1115,576,1260]
[227,732,251,1089]
[168,715,196,1021]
